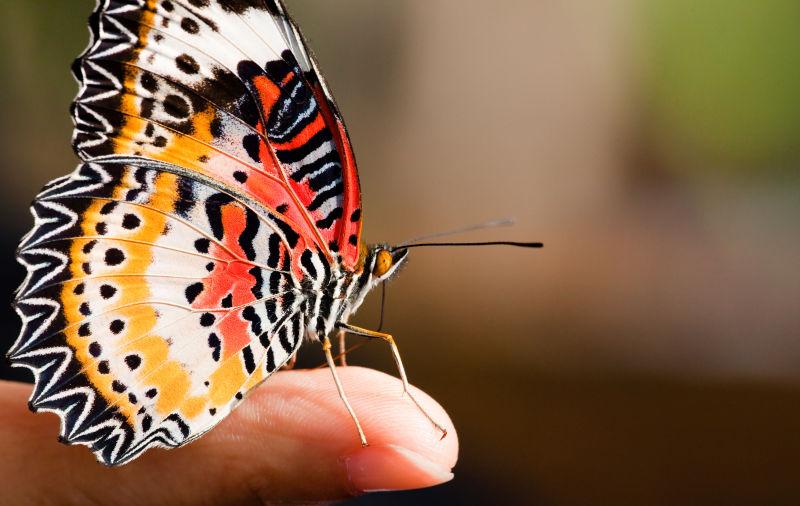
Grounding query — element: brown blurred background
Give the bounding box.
[1,0,799,504]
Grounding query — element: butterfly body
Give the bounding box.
[10,0,414,465]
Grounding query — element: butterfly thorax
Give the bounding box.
[300,244,408,341]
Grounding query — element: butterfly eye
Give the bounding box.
[372,249,393,277]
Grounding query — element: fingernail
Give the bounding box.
[342,444,454,493]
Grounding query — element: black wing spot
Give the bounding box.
[315,207,343,229]
[100,202,117,215]
[210,117,224,138]
[269,271,282,294]
[238,209,259,261]
[242,134,261,163]
[242,346,256,374]
[266,233,281,268]
[181,18,200,34]
[194,238,210,253]
[300,250,317,279]
[205,193,235,240]
[265,300,277,323]
[185,282,204,304]
[200,313,216,327]
[124,355,142,370]
[242,306,262,335]
[104,248,125,266]
[250,267,264,299]
[141,72,158,92]
[122,213,141,229]
[278,325,292,353]
[237,60,262,81]
[176,53,200,74]
[275,219,299,248]
[141,97,156,119]
[164,94,191,119]
[208,332,221,361]
[109,319,125,335]
[89,342,102,357]
[221,293,233,308]
[99,284,117,299]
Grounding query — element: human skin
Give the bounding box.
[0,367,458,505]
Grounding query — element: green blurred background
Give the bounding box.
[1,0,799,504]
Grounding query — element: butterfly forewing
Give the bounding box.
[12,0,362,465]
[72,0,362,265]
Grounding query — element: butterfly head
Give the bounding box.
[369,245,408,282]
[347,245,407,313]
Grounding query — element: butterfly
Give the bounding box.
[10,0,541,466]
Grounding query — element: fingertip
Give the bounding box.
[343,444,454,493]
[271,367,459,468]
[313,367,459,493]
[217,366,459,498]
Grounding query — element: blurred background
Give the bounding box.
[1,0,799,504]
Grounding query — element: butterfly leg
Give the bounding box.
[335,322,448,440]
[337,327,348,366]
[322,336,368,446]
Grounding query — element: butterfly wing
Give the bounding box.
[12,162,307,465]
[72,0,363,268]
[11,0,360,465]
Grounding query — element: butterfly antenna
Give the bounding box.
[396,218,516,247]
[395,241,543,250]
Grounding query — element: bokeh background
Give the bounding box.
[1,0,799,504]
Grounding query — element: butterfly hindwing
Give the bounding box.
[12,162,307,465]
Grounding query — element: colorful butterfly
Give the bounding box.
[10,0,540,466]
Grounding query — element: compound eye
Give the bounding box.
[372,249,393,277]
